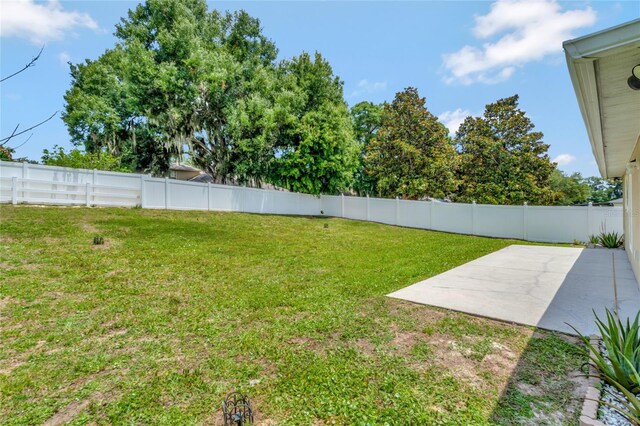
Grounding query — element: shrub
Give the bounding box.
[588,234,600,245]
[599,231,624,248]
[42,146,131,172]
[577,309,640,393]
[571,309,640,422]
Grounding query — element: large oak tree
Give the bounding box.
[63,0,357,194]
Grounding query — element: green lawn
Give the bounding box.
[0,206,586,425]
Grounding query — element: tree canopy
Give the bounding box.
[454,95,556,205]
[60,1,609,204]
[63,0,357,194]
[364,87,457,199]
[42,145,129,172]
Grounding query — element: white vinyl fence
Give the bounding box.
[0,160,623,243]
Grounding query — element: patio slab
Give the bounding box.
[387,245,640,335]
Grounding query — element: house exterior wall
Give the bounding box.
[173,170,201,181]
[625,140,640,286]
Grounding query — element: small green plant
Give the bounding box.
[571,309,640,423]
[574,309,640,393]
[93,235,104,245]
[598,231,624,248]
[573,239,583,246]
[588,234,600,245]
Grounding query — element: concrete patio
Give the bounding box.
[388,245,640,335]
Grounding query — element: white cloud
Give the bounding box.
[438,109,473,135]
[349,79,387,98]
[58,51,70,65]
[442,0,596,85]
[1,0,98,44]
[553,153,576,166]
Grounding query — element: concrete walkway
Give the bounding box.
[388,245,640,335]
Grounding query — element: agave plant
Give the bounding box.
[599,231,624,248]
[588,234,600,245]
[571,309,640,424]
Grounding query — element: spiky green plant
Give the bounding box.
[599,231,624,248]
[589,234,600,245]
[571,309,640,424]
[576,309,640,393]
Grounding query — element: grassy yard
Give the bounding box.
[0,205,586,425]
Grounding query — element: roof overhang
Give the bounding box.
[564,19,640,178]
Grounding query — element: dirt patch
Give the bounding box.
[0,296,14,311]
[82,223,99,234]
[390,330,423,354]
[0,359,25,375]
[43,398,93,426]
[427,336,485,389]
[0,340,46,375]
[0,262,16,270]
[355,338,375,356]
[43,390,115,426]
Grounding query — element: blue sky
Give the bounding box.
[1,1,638,177]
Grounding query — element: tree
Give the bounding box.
[549,170,591,205]
[585,176,623,203]
[364,87,457,199]
[351,101,383,195]
[63,0,356,194]
[271,52,359,194]
[64,0,280,180]
[454,95,555,205]
[41,145,130,172]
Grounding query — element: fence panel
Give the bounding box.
[168,180,208,210]
[398,199,430,229]
[142,178,166,209]
[432,202,473,234]
[369,197,396,225]
[344,196,367,220]
[321,195,342,217]
[209,184,240,211]
[475,204,524,239]
[590,207,623,236]
[527,206,588,242]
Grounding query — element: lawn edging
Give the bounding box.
[579,335,605,426]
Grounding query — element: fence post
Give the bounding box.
[164,177,169,210]
[207,182,211,211]
[395,197,400,225]
[366,195,370,221]
[93,169,97,184]
[587,201,593,237]
[139,175,145,208]
[86,182,91,207]
[11,177,17,205]
[523,202,528,240]
[341,193,345,218]
[472,201,477,235]
[430,200,436,230]
[22,162,28,201]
